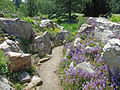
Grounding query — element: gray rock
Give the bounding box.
[74,38,81,47]
[74,62,95,74]
[24,76,42,90]
[85,46,93,50]
[102,38,120,75]
[0,18,32,40]
[32,31,52,56]
[0,39,23,53]
[78,23,92,33]
[54,30,69,46]
[0,76,13,90]
[38,55,52,63]
[69,62,74,68]
[7,52,32,72]
[94,17,120,43]
[20,72,31,83]
[40,19,54,29]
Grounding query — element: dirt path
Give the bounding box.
[37,46,63,90]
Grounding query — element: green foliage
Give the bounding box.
[109,15,120,22]
[0,50,9,76]
[77,16,88,29]
[37,0,55,17]
[52,0,86,21]
[60,23,78,33]
[26,0,38,17]
[110,0,120,14]
[3,13,13,18]
[0,27,5,43]
[83,0,111,17]
[12,0,22,7]
[21,17,34,24]
[0,0,16,13]
[14,83,22,90]
[60,23,78,42]
[18,3,27,17]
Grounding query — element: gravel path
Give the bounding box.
[37,46,63,90]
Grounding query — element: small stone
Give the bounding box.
[0,76,13,90]
[38,55,52,63]
[74,38,81,47]
[20,72,31,83]
[24,76,42,90]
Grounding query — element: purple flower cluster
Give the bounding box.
[59,19,120,89]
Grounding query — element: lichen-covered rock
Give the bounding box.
[32,31,52,56]
[7,52,32,72]
[0,39,22,53]
[74,62,95,74]
[0,76,13,90]
[94,17,120,43]
[102,38,120,75]
[0,18,32,40]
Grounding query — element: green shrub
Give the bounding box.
[3,13,12,18]
[14,83,22,90]
[21,17,34,25]
[109,15,120,22]
[77,16,88,29]
[0,27,5,43]
[60,23,78,33]
[0,50,9,76]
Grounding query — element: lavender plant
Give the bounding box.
[59,19,120,89]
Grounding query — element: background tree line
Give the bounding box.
[0,0,120,20]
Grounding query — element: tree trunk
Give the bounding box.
[68,0,71,21]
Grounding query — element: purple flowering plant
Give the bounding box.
[58,19,120,89]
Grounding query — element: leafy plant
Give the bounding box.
[14,83,23,90]
[77,16,88,29]
[109,15,120,22]
[0,50,9,76]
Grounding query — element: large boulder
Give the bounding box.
[0,76,13,90]
[0,18,32,40]
[32,31,52,56]
[94,17,120,43]
[0,39,22,53]
[7,52,32,72]
[102,38,120,75]
[52,30,69,46]
[74,62,95,74]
